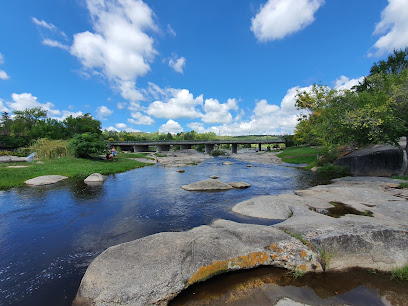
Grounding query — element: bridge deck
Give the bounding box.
[110,139,284,146]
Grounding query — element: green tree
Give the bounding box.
[63,113,102,138]
[0,112,12,135]
[11,107,47,137]
[68,133,107,158]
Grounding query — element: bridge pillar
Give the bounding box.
[231,143,238,154]
[258,143,262,151]
[205,144,215,154]
[180,144,192,150]
[133,145,149,152]
[156,145,171,152]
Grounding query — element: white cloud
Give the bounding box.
[116,123,127,129]
[253,99,279,117]
[0,70,10,80]
[32,17,57,31]
[42,39,70,51]
[334,75,364,91]
[147,89,203,119]
[201,98,239,124]
[167,24,176,36]
[96,105,113,119]
[0,99,10,112]
[129,112,154,125]
[187,122,207,133]
[6,93,61,115]
[124,127,140,132]
[117,101,127,109]
[70,0,157,100]
[106,126,119,132]
[371,0,408,55]
[159,119,183,134]
[251,0,324,42]
[169,56,186,73]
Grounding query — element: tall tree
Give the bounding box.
[63,113,102,138]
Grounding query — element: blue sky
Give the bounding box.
[1,0,407,135]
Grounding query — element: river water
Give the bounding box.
[0,157,404,305]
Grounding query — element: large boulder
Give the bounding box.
[74,220,318,306]
[25,175,68,186]
[181,179,233,191]
[334,144,403,177]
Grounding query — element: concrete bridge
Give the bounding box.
[109,139,284,154]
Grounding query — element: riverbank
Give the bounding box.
[75,175,408,305]
[0,153,153,189]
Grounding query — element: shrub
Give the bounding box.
[30,138,71,159]
[195,144,205,152]
[391,265,408,282]
[211,149,226,156]
[68,133,107,158]
[0,150,12,156]
[317,164,350,176]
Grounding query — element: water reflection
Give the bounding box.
[0,157,341,305]
[170,267,408,306]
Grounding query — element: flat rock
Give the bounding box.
[0,156,28,163]
[222,161,233,165]
[25,175,68,186]
[176,170,185,173]
[84,173,106,183]
[181,179,233,191]
[36,161,44,164]
[228,182,251,189]
[7,165,28,168]
[129,158,156,164]
[210,175,219,179]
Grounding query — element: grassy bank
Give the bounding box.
[0,153,153,189]
[277,147,317,167]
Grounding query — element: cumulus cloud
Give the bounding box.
[96,105,113,119]
[187,122,207,133]
[372,0,408,55]
[251,0,324,42]
[334,75,364,91]
[201,98,238,124]
[253,99,279,117]
[116,123,127,129]
[0,99,9,112]
[70,0,157,100]
[0,52,10,80]
[0,70,10,80]
[147,89,203,119]
[128,112,154,125]
[159,119,183,134]
[6,93,61,115]
[106,126,119,132]
[169,56,186,73]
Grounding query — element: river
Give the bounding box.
[0,157,404,305]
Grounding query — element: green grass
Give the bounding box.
[391,265,408,282]
[287,266,305,279]
[277,147,317,166]
[0,152,152,189]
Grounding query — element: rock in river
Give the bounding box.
[25,175,68,186]
[84,173,106,184]
[228,182,251,189]
[181,179,233,191]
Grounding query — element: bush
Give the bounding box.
[211,149,226,156]
[68,133,107,158]
[15,147,31,157]
[195,144,205,152]
[30,138,71,159]
[317,164,350,176]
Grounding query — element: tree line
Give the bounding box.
[294,48,408,174]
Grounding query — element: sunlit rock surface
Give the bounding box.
[25,175,68,186]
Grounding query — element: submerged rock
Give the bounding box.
[25,175,68,186]
[181,179,233,191]
[222,161,233,165]
[210,175,219,179]
[177,170,185,173]
[228,182,251,189]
